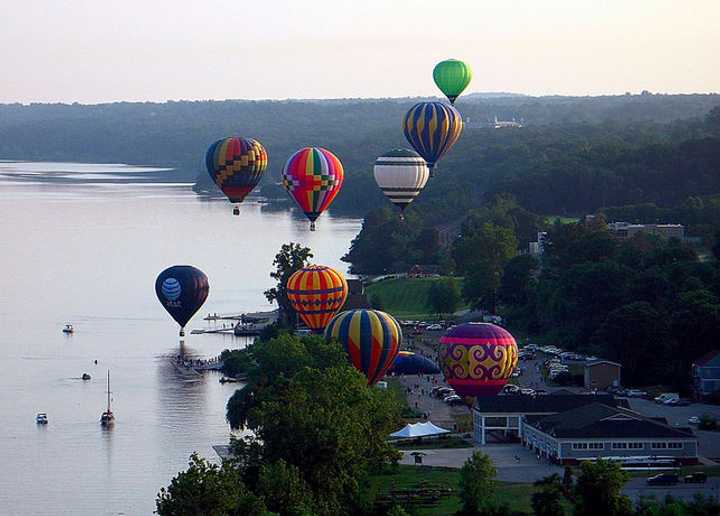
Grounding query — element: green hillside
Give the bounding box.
[365,276,467,319]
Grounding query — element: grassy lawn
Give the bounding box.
[366,465,537,515]
[366,277,467,320]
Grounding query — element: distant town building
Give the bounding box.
[584,360,622,390]
[493,116,523,129]
[607,221,685,240]
[529,231,549,256]
[692,350,720,401]
[408,264,441,278]
[522,403,698,465]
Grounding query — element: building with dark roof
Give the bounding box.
[584,360,621,390]
[472,391,626,445]
[693,350,720,401]
[522,403,698,465]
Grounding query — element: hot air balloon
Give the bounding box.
[373,149,429,219]
[433,59,473,104]
[388,351,440,375]
[325,309,401,385]
[282,147,344,231]
[155,265,209,337]
[439,323,518,405]
[206,137,268,215]
[286,265,348,332]
[403,102,463,176]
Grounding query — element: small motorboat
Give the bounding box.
[82,373,91,381]
[100,370,115,427]
[62,324,74,334]
[36,413,48,425]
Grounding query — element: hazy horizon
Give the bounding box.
[1,0,719,104]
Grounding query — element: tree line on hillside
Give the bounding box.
[1,97,718,218]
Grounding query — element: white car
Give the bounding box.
[426,324,443,331]
[688,416,701,425]
[520,388,535,395]
[625,389,647,398]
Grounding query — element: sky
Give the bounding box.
[0,0,718,104]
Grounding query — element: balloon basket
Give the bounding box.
[179,329,185,337]
[309,222,316,231]
[232,206,240,216]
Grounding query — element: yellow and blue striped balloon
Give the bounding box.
[403,101,463,174]
[324,309,402,385]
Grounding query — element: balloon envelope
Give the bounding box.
[282,147,344,230]
[389,351,440,375]
[373,148,429,216]
[155,265,209,334]
[403,102,463,172]
[286,265,348,332]
[325,309,402,385]
[433,59,473,104]
[206,137,268,204]
[440,323,518,399]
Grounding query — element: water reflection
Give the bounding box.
[0,162,360,515]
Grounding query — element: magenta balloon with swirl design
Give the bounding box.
[440,323,518,401]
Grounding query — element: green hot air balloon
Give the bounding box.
[433,59,473,104]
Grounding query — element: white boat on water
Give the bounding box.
[100,370,115,427]
[36,413,48,425]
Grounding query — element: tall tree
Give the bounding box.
[573,460,632,516]
[264,242,313,326]
[455,222,517,312]
[428,277,461,317]
[155,453,265,516]
[458,451,496,514]
[532,474,566,516]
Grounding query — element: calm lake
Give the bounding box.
[0,162,361,515]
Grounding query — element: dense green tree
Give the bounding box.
[593,302,671,386]
[456,223,517,312]
[155,453,265,516]
[263,243,313,326]
[428,277,462,317]
[256,460,315,516]
[531,474,566,516]
[573,460,631,516]
[226,334,401,515]
[458,451,496,514]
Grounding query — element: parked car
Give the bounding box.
[625,389,648,398]
[654,393,679,404]
[434,387,455,399]
[444,395,465,406]
[502,384,520,394]
[688,416,701,425]
[520,388,535,396]
[665,398,692,406]
[535,389,548,395]
[443,394,462,403]
[684,472,707,483]
[646,473,680,486]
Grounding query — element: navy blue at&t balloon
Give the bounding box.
[155,265,209,336]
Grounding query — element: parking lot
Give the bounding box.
[628,398,720,459]
[625,476,720,502]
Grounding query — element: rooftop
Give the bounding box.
[474,392,625,414]
[526,403,695,440]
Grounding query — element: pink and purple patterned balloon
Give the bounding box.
[440,323,518,401]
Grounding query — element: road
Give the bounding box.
[624,477,720,502]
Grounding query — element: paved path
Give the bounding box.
[398,444,563,482]
[624,477,720,502]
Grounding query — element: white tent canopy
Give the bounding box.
[389,421,451,438]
